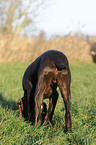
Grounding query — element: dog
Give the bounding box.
[17,50,72,132]
[17,98,47,124]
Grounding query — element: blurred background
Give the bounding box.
[0,0,96,63]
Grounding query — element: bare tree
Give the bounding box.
[0,0,54,35]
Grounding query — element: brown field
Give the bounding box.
[0,33,96,63]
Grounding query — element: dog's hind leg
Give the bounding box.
[58,71,72,132]
[34,86,44,125]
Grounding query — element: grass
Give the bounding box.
[0,34,93,63]
[0,62,96,144]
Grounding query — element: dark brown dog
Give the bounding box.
[17,98,47,124]
[17,50,72,132]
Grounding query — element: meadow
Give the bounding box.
[0,62,96,144]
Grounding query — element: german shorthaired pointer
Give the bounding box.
[17,50,72,132]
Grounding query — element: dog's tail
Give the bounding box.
[55,58,67,71]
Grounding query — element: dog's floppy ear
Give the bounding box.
[17,98,23,118]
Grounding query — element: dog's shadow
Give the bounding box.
[0,93,17,110]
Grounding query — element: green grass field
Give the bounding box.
[0,62,96,145]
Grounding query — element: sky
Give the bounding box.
[35,0,96,38]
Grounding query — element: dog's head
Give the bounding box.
[17,98,47,122]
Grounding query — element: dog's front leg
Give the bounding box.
[17,99,23,118]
